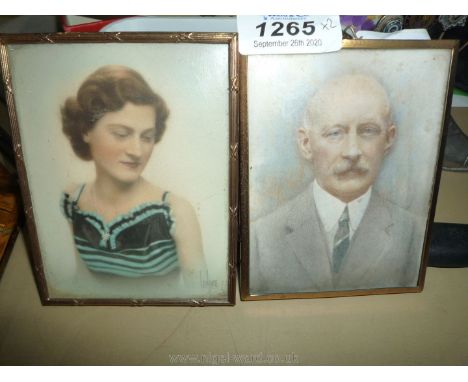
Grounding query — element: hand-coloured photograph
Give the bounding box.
[0,33,238,305]
[240,40,457,300]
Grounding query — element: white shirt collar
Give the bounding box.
[312,179,372,233]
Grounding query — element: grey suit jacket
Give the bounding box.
[250,188,424,294]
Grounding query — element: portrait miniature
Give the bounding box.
[250,74,422,293]
[0,33,238,305]
[241,41,457,299]
[60,65,205,284]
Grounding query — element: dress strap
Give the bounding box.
[162,191,170,203]
[73,183,86,203]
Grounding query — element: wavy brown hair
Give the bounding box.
[61,65,169,160]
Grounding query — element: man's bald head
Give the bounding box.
[303,74,394,133]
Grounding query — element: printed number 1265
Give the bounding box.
[256,21,316,37]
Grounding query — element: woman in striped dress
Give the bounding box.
[60,65,205,285]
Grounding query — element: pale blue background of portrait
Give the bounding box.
[248,49,452,274]
[8,42,230,299]
[248,49,452,226]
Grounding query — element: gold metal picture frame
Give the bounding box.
[240,39,458,300]
[0,32,238,306]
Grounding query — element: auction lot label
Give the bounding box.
[237,15,342,55]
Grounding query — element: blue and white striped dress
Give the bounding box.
[61,185,179,278]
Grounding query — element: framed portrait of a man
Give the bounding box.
[0,32,238,305]
[240,40,458,300]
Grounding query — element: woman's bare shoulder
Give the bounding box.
[140,180,191,208]
[166,192,195,212]
[162,193,199,225]
[140,180,197,216]
[140,180,165,202]
[63,183,83,196]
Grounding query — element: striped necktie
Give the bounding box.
[332,206,350,273]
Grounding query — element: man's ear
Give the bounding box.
[297,127,314,161]
[384,124,396,155]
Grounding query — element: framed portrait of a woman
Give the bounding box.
[0,32,238,305]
